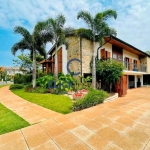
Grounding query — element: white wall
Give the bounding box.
[95,42,112,59]
[62,45,67,74]
[123,49,139,61]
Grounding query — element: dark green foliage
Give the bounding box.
[72,89,108,111]
[9,84,24,90]
[36,74,54,88]
[14,73,32,84]
[96,59,124,91]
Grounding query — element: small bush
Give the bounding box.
[14,73,32,84]
[9,84,24,90]
[25,86,49,93]
[51,88,67,95]
[72,89,108,111]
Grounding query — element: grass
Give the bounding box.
[0,103,30,135]
[12,89,73,114]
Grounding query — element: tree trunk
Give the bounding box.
[92,41,96,89]
[54,45,58,81]
[32,49,36,88]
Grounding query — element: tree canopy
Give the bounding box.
[96,59,124,91]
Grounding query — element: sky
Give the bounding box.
[0,0,150,67]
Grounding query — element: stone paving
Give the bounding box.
[0,86,150,150]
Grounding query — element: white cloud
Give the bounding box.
[0,0,150,51]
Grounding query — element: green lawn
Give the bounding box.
[12,89,73,114]
[0,103,30,135]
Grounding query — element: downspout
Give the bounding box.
[96,36,112,60]
[80,37,82,81]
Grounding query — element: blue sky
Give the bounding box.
[0,0,150,67]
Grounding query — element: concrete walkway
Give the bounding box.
[0,86,150,150]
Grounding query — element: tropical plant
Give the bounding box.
[40,14,74,81]
[36,74,54,88]
[11,22,51,88]
[96,59,124,92]
[77,10,117,88]
[72,89,108,111]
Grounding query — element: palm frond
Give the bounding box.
[101,9,117,20]
[11,39,32,55]
[77,11,93,29]
[14,26,32,41]
[76,28,93,40]
[56,14,66,28]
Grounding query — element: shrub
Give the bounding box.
[14,73,24,84]
[36,74,54,88]
[51,88,67,95]
[9,84,24,90]
[25,87,49,93]
[14,73,32,84]
[72,89,108,111]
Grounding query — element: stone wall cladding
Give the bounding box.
[82,38,93,75]
[67,36,80,75]
[147,57,150,74]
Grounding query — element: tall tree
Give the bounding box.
[11,22,51,88]
[41,14,74,81]
[77,10,117,88]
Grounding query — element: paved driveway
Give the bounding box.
[0,87,150,150]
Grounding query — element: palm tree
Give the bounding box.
[77,10,117,88]
[11,22,50,88]
[41,14,74,81]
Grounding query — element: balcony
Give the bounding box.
[123,62,146,72]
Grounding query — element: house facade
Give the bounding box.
[40,36,150,96]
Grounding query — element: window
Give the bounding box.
[113,53,117,59]
[133,60,137,68]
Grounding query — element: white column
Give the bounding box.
[62,45,67,75]
[134,75,137,88]
[141,75,143,86]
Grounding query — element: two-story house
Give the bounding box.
[40,35,150,96]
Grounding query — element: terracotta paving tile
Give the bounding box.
[54,115,71,123]
[116,116,136,126]
[125,128,150,144]
[40,119,59,130]
[23,130,50,149]
[109,121,129,133]
[133,122,150,133]
[21,124,43,136]
[96,127,121,142]
[32,140,59,150]
[0,130,23,145]
[83,120,106,132]
[53,131,79,150]
[60,120,79,130]
[85,133,110,150]
[70,125,94,140]
[139,117,150,125]
[0,139,29,150]
[145,142,150,150]
[73,115,92,124]
[106,144,122,150]
[114,134,144,150]
[94,116,113,125]
[44,124,66,138]
[69,141,92,150]
[27,116,47,124]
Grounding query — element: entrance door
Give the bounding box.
[115,75,127,97]
[129,75,135,88]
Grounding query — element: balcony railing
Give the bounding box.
[123,62,146,72]
[109,58,147,72]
